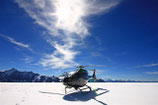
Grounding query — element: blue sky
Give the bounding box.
[0,0,158,81]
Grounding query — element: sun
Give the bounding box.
[51,0,85,33]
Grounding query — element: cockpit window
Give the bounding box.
[68,71,75,77]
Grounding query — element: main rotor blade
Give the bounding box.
[85,68,99,73]
[76,65,107,69]
[88,65,107,67]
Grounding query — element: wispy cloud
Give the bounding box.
[136,63,158,68]
[0,34,29,48]
[95,36,102,46]
[23,55,34,64]
[145,72,158,75]
[15,0,120,69]
[40,42,79,69]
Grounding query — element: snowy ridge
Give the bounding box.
[0,68,59,82]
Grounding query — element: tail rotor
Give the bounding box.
[92,69,96,81]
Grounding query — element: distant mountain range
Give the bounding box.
[0,68,157,82]
[0,68,59,82]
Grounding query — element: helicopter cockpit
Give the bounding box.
[67,71,75,77]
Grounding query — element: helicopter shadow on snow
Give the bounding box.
[39,88,109,105]
[63,88,109,105]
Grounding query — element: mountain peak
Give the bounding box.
[4,68,18,76]
[6,68,18,72]
[10,68,17,71]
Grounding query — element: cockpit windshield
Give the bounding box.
[67,71,75,77]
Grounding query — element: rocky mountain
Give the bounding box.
[0,68,59,82]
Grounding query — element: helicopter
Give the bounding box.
[63,65,98,94]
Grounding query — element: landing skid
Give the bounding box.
[65,85,91,95]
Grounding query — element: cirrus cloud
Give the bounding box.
[0,34,29,48]
[145,72,158,75]
[136,63,158,68]
[15,0,120,69]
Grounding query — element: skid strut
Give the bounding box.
[65,86,69,94]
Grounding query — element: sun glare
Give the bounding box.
[53,0,85,34]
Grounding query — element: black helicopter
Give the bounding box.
[63,65,97,94]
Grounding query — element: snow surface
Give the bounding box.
[0,83,158,105]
